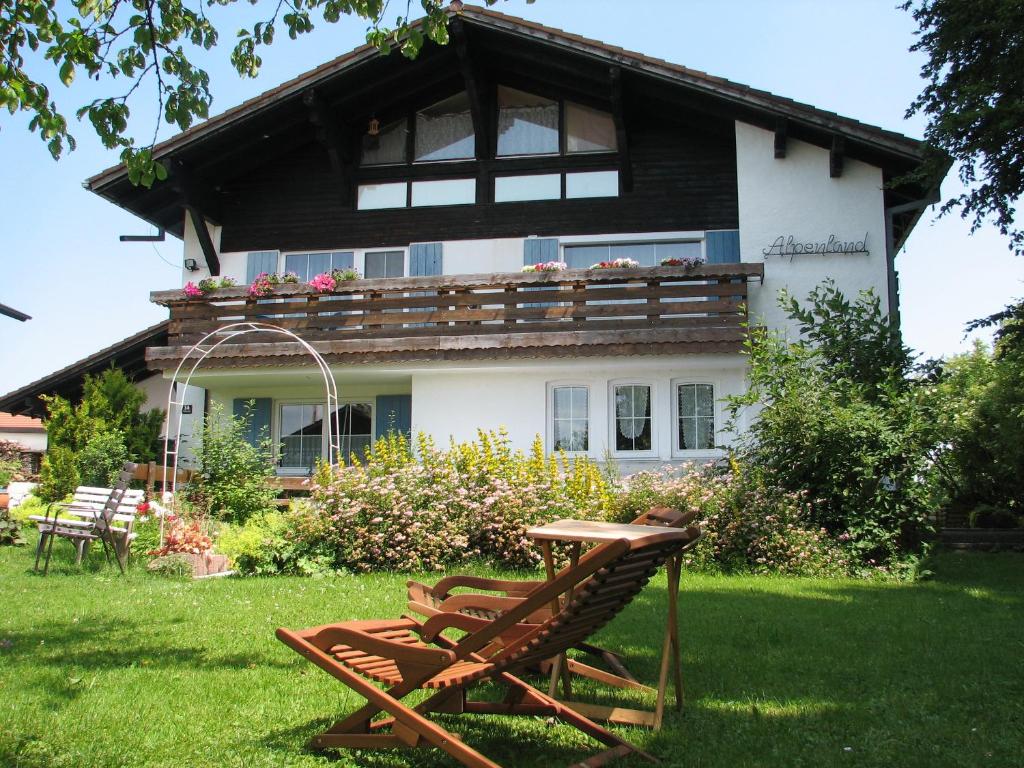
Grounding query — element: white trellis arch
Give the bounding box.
[159,322,339,543]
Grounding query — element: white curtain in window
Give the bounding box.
[617,386,649,439]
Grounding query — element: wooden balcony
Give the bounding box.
[146,263,764,368]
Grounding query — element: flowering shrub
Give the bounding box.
[184,277,236,298]
[309,272,337,293]
[521,261,567,273]
[305,430,612,572]
[148,514,213,556]
[249,271,279,297]
[660,256,705,269]
[610,463,853,577]
[590,257,640,269]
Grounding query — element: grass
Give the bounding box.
[1,535,1022,768]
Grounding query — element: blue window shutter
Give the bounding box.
[408,244,442,328]
[705,231,740,264]
[375,395,412,439]
[233,397,272,447]
[246,251,278,282]
[409,243,442,276]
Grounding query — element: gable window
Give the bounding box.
[415,92,475,162]
[497,86,559,156]
[357,182,407,210]
[551,385,589,452]
[613,384,653,453]
[565,170,618,198]
[676,383,716,451]
[284,251,354,281]
[566,102,617,153]
[361,118,407,166]
[364,250,404,279]
[411,178,475,207]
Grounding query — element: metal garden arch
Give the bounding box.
[160,322,340,543]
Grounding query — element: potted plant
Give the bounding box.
[0,457,18,510]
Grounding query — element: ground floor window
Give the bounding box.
[278,401,373,471]
[676,383,715,451]
[613,384,652,452]
[551,385,589,452]
[337,402,373,463]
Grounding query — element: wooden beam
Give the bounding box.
[168,160,223,225]
[303,88,352,207]
[774,117,788,159]
[187,205,220,276]
[830,135,845,178]
[451,17,490,203]
[609,67,633,193]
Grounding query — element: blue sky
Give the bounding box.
[1,0,1020,397]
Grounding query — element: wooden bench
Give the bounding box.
[31,463,141,574]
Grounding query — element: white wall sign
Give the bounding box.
[762,233,869,258]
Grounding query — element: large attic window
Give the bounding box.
[566,102,617,154]
[497,86,559,156]
[414,92,475,162]
[361,118,407,166]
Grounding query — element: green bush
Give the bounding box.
[0,509,26,547]
[187,402,278,524]
[968,505,1020,529]
[36,446,81,503]
[76,431,128,488]
[7,495,53,523]
[728,283,935,567]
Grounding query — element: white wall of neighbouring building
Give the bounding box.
[735,121,890,336]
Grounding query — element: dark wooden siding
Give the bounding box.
[218,106,738,253]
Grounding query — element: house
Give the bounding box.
[0,413,47,476]
[18,6,948,474]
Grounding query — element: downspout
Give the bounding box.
[884,188,941,329]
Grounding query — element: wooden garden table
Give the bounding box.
[526,519,684,729]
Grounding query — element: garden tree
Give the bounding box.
[902,0,1024,255]
[37,367,164,500]
[728,283,934,566]
[0,0,509,185]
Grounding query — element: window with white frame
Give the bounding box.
[676,383,716,451]
[364,250,404,278]
[613,384,653,452]
[284,251,354,281]
[551,385,589,452]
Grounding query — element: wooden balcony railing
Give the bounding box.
[147,263,764,367]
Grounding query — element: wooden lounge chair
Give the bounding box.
[277,524,699,767]
[407,507,698,678]
[31,462,141,575]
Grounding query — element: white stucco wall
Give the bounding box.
[137,374,205,463]
[0,430,46,452]
[411,355,748,471]
[735,121,890,337]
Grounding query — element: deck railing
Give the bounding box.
[148,262,764,365]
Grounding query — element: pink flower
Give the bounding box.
[309,272,337,293]
[183,281,203,298]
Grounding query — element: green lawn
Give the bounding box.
[1,534,1022,768]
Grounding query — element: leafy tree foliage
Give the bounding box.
[0,0,507,185]
[903,0,1024,253]
[728,284,934,566]
[37,367,164,499]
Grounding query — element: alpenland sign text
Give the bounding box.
[762,233,870,258]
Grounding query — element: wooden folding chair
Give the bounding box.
[32,462,140,575]
[277,525,699,767]
[407,507,698,682]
